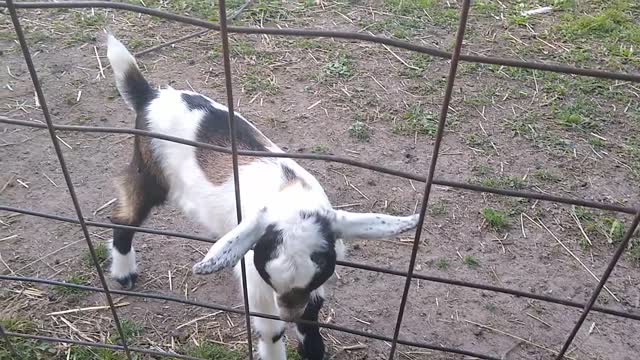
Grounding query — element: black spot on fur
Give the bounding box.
[299,211,337,292]
[281,164,298,183]
[182,93,268,151]
[123,66,157,113]
[253,224,284,288]
[296,295,325,360]
[272,329,285,343]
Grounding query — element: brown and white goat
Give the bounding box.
[106,34,420,360]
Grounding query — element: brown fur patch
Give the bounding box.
[111,134,168,225]
[196,150,268,186]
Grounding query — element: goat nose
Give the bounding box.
[280,309,304,322]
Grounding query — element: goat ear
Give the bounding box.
[192,210,267,275]
[332,210,420,240]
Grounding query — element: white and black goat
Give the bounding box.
[106,34,420,360]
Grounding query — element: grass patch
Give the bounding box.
[574,208,627,245]
[533,170,561,183]
[82,242,109,267]
[399,53,432,78]
[52,274,91,297]
[472,164,493,176]
[463,255,480,268]
[241,71,278,95]
[286,346,302,360]
[231,39,257,57]
[348,121,371,142]
[70,347,128,360]
[72,12,107,29]
[111,320,143,343]
[556,1,640,66]
[182,341,245,360]
[0,319,57,359]
[242,0,290,23]
[482,208,509,231]
[428,201,448,216]
[435,258,449,270]
[325,53,354,80]
[555,101,599,131]
[394,105,438,136]
[311,144,330,154]
[383,0,457,26]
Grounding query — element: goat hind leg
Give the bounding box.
[110,163,165,289]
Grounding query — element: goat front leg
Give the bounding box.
[110,158,166,289]
[296,291,326,360]
[252,297,287,360]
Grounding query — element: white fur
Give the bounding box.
[109,244,137,280]
[106,35,139,111]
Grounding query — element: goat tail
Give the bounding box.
[106,34,154,114]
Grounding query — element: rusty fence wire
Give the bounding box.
[0,1,639,359]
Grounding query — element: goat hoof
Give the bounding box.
[114,273,138,289]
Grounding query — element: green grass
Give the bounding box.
[82,242,109,267]
[477,176,526,190]
[383,0,457,26]
[435,258,449,270]
[181,341,245,360]
[72,12,107,29]
[556,1,640,66]
[0,319,58,360]
[555,99,599,131]
[463,255,480,268]
[294,39,325,50]
[69,347,129,360]
[428,201,448,216]
[573,208,627,245]
[472,164,493,176]
[286,346,302,360]
[348,121,371,142]
[482,208,509,231]
[243,0,290,23]
[533,170,561,183]
[231,39,257,57]
[111,320,144,343]
[241,71,278,95]
[325,54,354,80]
[52,274,91,296]
[394,105,438,136]
[311,144,330,154]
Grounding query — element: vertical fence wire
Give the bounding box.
[216,0,254,358]
[555,209,640,358]
[386,0,471,358]
[3,1,133,358]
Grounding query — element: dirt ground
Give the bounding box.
[1,1,640,359]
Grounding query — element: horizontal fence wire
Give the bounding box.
[0,0,639,359]
[1,116,637,216]
[0,276,500,359]
[2,331,206,360]
[2,206,640,322]
[0,1,639,83]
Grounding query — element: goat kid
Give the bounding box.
[106,34,420,360]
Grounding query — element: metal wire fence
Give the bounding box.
[0,0,639,359]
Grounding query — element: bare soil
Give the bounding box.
[1,1,640,359]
